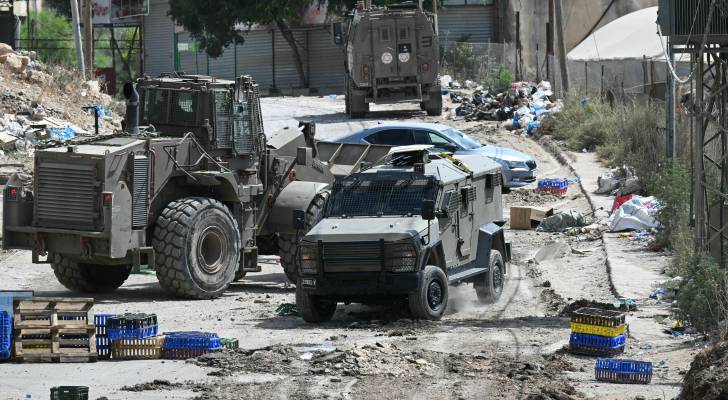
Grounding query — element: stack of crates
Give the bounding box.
[94,314,112,360]
[595,359,653,384]
[537,178,569,196]
[163,332,222,359]
[106,313,163,360]
[221,338,239,350]
[50,386,89,400]
[569,307,626,357]
[0,310,11,361]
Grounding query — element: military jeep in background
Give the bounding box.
[295,145,511,321]
[334,1,443,118]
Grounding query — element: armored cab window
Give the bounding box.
[142,88,169,124]
[443,190,460,218]
[381,27,391,41]
[484,174,500,204]
[213,90,233,149]
[170,90,196,124]
[460,186,476,211]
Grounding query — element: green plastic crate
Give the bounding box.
[50,386,89,400]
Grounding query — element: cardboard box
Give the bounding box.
[510,206,554,230]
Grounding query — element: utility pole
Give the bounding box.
[70,0,85,77]
[432,0,439,34]
[83,0,93,78]
[554,0,569,93]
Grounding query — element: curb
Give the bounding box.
[533,135,621,300]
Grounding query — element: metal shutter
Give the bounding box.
[438,5,497,44]
[143,0,175,77]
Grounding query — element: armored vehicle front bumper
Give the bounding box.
[299,271,421,298]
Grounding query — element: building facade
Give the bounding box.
[143,0,499,94]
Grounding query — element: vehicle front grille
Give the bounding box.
[322,242,382,273]
[35,161,99,230]
[526,160,537,170]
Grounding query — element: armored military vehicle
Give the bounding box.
[335,1,443,118]
[2,74,356,299]
[294,145,511,321]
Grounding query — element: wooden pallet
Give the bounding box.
[13,298,97,363]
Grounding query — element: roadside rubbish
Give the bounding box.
[510,206,554,230]
[50,386,89,400]
[276,303,299,316]
[537,211,589,232]
[608,196,661,232]
[537,178,569,196]
[594,359,653,384]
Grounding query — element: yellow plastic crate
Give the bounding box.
[570,322,626,337]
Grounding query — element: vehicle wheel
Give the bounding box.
[425,87,443,116]
[475,250,505,303]
[349,80,368,118]
[152,197,240,299]
[50,253,131,293]
[277,190,330,284]
[296,285,337,323]
[408,265,449,320]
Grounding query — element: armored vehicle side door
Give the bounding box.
[457,184,476,257]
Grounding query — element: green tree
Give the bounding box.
[167,0,435,88]
[21,9,75,66]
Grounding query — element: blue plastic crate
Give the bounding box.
[95,314,113,359]
[595,358,653,384]
[570,332,626,349]
[0,310,11,361]
[108,325,158,340]
[107,313,158,340]
[163,332,222,350]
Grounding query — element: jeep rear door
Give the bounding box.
[371,16,417,78]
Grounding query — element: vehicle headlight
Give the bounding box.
[385,243,418,273]
[506,160,528,169]
[298,245,318,275]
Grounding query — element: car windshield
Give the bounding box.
[326,173,438,218]
[442,128,482,150]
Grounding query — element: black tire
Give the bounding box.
[408,265,449,320]
[349,80,369,118]
[278,190,329,284]
[233,270,247,281]
[50,253,130,293]
[475,250,505,303]
[425,87,443,116]
[152,197,240,299]
[296,285,337,323]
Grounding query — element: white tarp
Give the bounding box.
[568,7,664,61]
[608,196,661,232]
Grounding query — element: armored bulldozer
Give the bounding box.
[2,74,375,299]
[294,145,511,322]
[334,1,443,118]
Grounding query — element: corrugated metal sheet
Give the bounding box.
[143,0,174,77]
[232,31,274,88]
[308,27,346,93]
[273,30,307,89]
[438,5,497,43]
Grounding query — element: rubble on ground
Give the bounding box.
[0,42,123,176]
[596,166,641,196]
[681,341,728,400]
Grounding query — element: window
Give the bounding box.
[399,27,409,40]
[365,129,414,146]
[414,130,453,148]
[142,89,169,124]
[381,27,390,42]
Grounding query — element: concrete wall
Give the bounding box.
[502,0,658,80]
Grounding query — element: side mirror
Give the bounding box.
[442,143,458,153]
[421,200,436,221]
[332,22,344,45]
[293,209,306,230]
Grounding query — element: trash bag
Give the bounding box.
[596,171,621,194]
[537,211,587,232]
[607,196,660,232]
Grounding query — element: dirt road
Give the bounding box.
[0,96,690,400]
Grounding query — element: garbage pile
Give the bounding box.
[442,77,562,134]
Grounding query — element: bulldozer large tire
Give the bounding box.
[153,197,240,299]
[50,253,131,293]
[278,189,330,284]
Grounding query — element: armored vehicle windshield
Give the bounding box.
[325,172,437,218]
